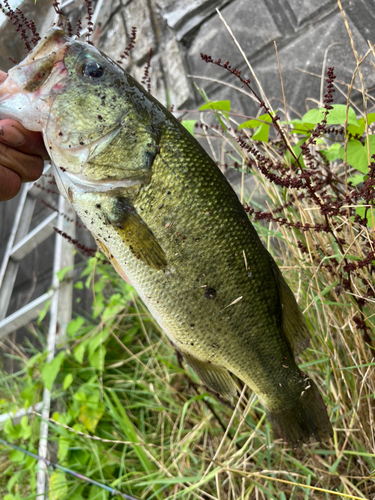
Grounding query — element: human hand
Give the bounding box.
[0,70,47,201]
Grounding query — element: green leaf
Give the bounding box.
[356,205,374,228]
[19,416,32,440]
[348,174,364,186]
[4,419,21,440]
[89,346,106,370]
[181,120,196,136]
[74,342,86,364]
[41,351,66,392]
[339,136,375,174]
[7,471,22,492]
[67,316,85,337]
[74,281,84,290]
[63,373,74,390]
[37,299,51,324]
[347,117,365,137]
[4,495,15,500]
[88,486,109,500]
[88,329,109,357]
[9,449,24,463]
[78,403,105,432]
[303,104,359,126]
[348,113,375,136]
[321,142,342,162]
[56,265,74,282]
[238,112,273,130]
[57,436,70,461]
[50,470,68,500]
[199,100,230,118]
[302,108,323,126]
[239,112,276,143]
[288,119,311,135]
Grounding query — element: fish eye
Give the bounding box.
[81,61,104,79]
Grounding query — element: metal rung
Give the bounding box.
[0,290,54,339]
[0,402,44,427]
[10,212,58,262]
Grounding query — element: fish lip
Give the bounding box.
[63,171,142,193]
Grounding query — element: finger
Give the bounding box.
[0,164,22,201]
[0,141,44,183]
[0,120,48,158]
[0,70,7,85]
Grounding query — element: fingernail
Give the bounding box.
[0,124,25,146]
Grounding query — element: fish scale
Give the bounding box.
[0,26,332,445]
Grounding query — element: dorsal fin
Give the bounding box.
[268,254,310,356]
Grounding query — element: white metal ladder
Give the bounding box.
[0,166,76,498]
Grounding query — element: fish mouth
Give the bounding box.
[0,27,72,130]
[63,172,143,192]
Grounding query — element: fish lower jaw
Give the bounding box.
[63,171,141,193]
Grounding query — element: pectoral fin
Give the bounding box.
[108,198,167,271]
[182,350,237,401]
[268,254,310,356]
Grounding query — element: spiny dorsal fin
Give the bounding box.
[182,350,238,401]
[268,254,310,356]
[109,198,167,271]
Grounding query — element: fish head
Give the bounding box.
[0,26,160,189]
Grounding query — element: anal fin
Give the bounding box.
[182,350,237,401]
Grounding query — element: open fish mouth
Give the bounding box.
[0,27,72,131]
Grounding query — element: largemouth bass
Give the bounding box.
[0,26,332,445]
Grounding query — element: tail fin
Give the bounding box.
[268,380,332,447]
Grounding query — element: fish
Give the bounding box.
[0,25,332,446]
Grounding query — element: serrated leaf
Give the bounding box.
[41,351,65,392]
[50,470,68,500]
[63,373,74,390]
[181,120,196,136]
